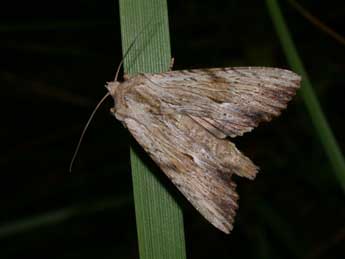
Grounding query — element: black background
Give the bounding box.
[1,0,345,258]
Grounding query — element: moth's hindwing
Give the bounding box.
[108,66,300,233]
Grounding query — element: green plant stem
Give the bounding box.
[118,1,187,259]
[266,0,345,193]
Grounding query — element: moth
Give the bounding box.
[104,66,301,234]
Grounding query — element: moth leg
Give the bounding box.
[169,57,175,71]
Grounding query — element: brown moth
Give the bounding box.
[105,67,301,234]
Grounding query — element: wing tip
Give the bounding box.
[273,67,302,89]
[209,199,237,234]
[218,222,233,234]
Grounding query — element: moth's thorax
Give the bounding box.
[106,75,147,121]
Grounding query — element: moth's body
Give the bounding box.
[106,67,300,233]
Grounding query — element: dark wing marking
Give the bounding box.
[140,67,301,138]
[113,91,257,233]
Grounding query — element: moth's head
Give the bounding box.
[105,81,119,115]
[106,81,120,97]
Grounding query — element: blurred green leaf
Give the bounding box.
[266,0,345,193]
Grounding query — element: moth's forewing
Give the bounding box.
[143,67,301,137]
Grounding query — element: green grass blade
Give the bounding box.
[265,0,345,192]
[118,1,187,259]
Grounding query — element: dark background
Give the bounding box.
[1,0,345,258]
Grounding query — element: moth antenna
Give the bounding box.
[69,92,111,172]
[114,18,159,81]
[114,37,136,81]
[70,18,160,172]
